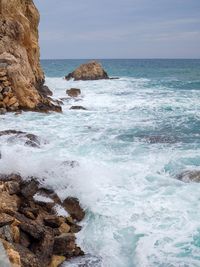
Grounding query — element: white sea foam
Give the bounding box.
[1,76,200,266]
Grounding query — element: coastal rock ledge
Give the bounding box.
[65,61,109,81]
[0,0,61,113]
[0,174,85,267]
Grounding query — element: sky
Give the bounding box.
[34,0,200,59]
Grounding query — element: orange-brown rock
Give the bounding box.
[65,61,109,81]
[0,0,60,112]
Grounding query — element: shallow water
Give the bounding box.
[1,59,200,267]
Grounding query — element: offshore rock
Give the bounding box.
[65,61,109,81]
[66,88,81,97]
[0,0,61,113]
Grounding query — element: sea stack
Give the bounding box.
[0,0,61,113]
[65,60,109,81]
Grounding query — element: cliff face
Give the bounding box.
[0,0,60,112]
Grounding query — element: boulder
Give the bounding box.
[66,88,81,97]
[65,61,109,81]
[53,233,76,256]
[63,197,85,222]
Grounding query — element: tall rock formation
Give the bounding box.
[0,0,61,112]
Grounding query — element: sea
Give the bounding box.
[1,59,200,267]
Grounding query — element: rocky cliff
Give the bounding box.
[0,0,60,112]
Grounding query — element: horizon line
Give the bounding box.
[41,58,200,60]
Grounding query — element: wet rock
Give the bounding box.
[49,255,66,267]
[19,230,31,248]
[19,221,44,240]
[70,224,82,234]
[31,229,54,267]
[44,216,62,228]
[63,197,85,222]
[70,106,87,110]
[20,179,39,199]
[65,61,109,81]
[15,244,40,267]
[66,88,81,97]
[39,85,53,97]
[177,170,200,183]
[53,233,76,256]
[0,130,41,148]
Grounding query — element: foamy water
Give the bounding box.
[1,59,200,267]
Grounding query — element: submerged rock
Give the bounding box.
[140,135,177,144]
[65,61,109,81]
[0,130,41,148]
[70,106,87,110]
[177,170,200,183]
[66,88,81,97]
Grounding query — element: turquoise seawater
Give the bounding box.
[1,59,200,267]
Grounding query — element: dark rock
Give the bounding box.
[66,88,81,97]
[19,221,44,240]
[39,85,53,97]
[65,61,109,81]
[19,230,31,248]
[73,246,84,257]
[20,179,39,199]
[44,215,62,228]
[15,244,40,267]
[70,106,87,110]
[70,224,82,234]
[177,170,200,183]
[35,102,62,113]
[63,197,85,222]
[31,228,54,267]
[53,233,76,256]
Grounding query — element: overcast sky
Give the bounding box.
[34,0,200,59]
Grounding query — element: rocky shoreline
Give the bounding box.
[0,173,85,267]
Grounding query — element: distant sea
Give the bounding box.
[1,59,200,267]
